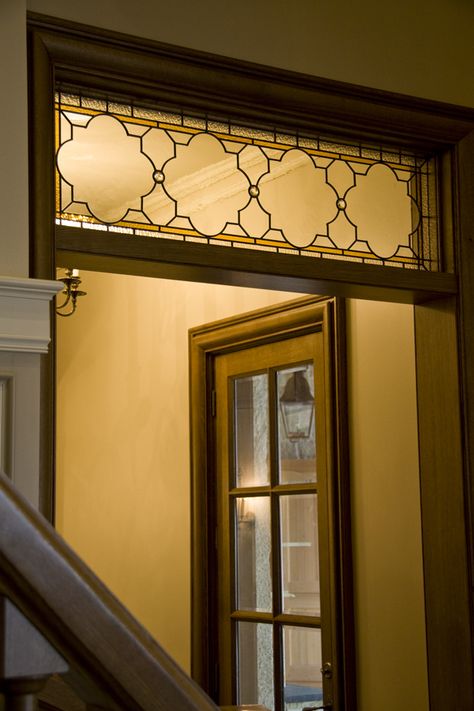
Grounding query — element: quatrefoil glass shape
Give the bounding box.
[345,163,419,258]
[164,133,249,236]
[258,150,338,248]
[57,115,155,223]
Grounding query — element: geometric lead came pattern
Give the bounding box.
[55,92,439,271]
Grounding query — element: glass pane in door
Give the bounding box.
[283,626,323,711]
[280,494,320,616]
[234,374,270,487]
[237,621,274,710]
[235,496,272,612]
[277,364,316,484]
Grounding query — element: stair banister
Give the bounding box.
[0,472,219,711]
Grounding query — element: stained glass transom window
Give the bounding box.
[55,92,439,270]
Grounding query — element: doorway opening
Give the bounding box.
[55,269,428,710]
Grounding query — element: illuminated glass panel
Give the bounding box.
[235,496,272,613]
[234,374,270,488]
[55,91,439,270]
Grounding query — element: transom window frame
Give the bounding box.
[53,89,439,271]
[28,13,474,711]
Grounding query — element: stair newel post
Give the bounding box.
[0,597,68,710]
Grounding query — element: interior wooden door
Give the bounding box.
[213,330,335,711]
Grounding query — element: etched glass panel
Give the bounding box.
[280,494,320,616]
[55,91,439,270]
[283,626,323,711]
[234,374,270,488]
[277,365,316,484]
[237,621,274,710]
[235,496,272,612]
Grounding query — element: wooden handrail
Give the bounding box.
[0,472,219,711]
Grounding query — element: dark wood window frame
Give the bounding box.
[27,13,474,711]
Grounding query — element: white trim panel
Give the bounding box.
[0,276,62,354]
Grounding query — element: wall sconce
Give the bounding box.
[279,370,314,441]
[56,269,87,317]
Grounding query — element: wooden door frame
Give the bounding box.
[189,296,352,707]
[27,13,474,709]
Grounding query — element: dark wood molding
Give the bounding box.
[55,228,457,306]
[0,472,220,711]
[455,129,474,637]
[28,19,59,521]
[27,13,474,151]
[331,300,355,711]
[28,23,56,281]
[189,296,355,708]
[38,347,56,522]
[414,297,474,710]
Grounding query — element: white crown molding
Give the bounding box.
[0,276,62,354]
[0,335,55,354]
[0,276,63,300]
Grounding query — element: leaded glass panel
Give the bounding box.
[55,91,439,270]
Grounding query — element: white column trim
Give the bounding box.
[0,276,62,354]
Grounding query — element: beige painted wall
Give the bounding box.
[347,300,428,711]
[0,0,29,276]
[56,272,292,671]
[57,272,428,710]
